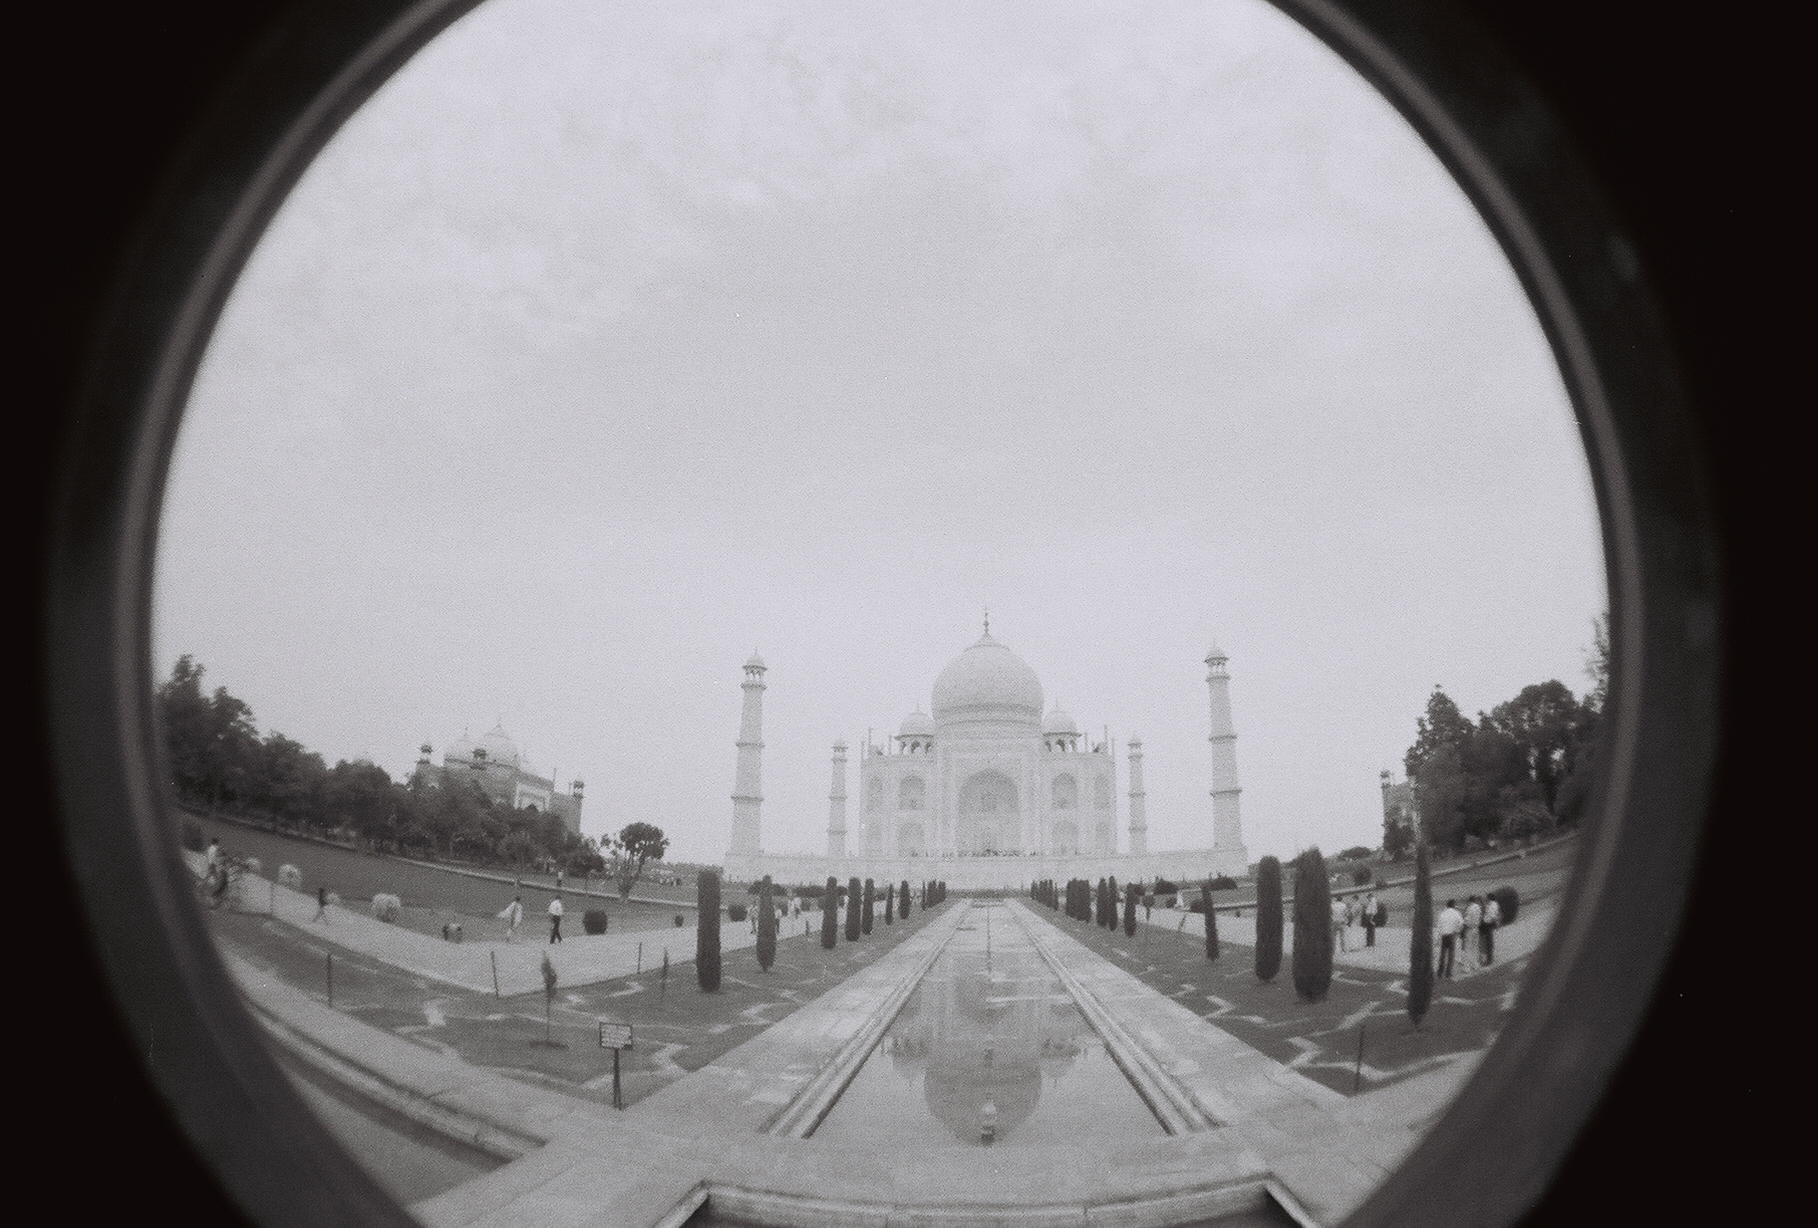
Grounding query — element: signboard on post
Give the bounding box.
[598,1020,633,1050]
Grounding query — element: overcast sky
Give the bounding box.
[153,0,1605,865]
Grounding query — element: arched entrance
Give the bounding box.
[957,770,1019,854]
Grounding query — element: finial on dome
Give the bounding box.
[983,606,989,636]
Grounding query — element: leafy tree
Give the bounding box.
[845,876,862,941]
[1254,857,1283,983]
[323,759,395,847]
[1584,611,1610,715]
[1408,841,1434,1027]
[862,879,875,934]
[821,876,838,949]
[1497,783,1555,842]
[756,877,777,971]
[1122,882,1137,936]
[604,822,670,899]
[1483,680,1593,811]
[1339,846,1373,861]
[1203,879,1219,961]
[696,870,722,991]
[1403,687,1474,781]
[1291,848,1334,1002]
[1413,743,1470,852]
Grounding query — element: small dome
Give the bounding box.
[1205,643,1228,664]
[931,631,1043,729]
[745,651,766,671]
[477,723,520,767]
[1042,706,1080,736]
[899,710,936,738]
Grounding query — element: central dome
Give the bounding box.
[930,631,1044,728]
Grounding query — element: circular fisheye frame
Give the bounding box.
[47,1,1715,1226]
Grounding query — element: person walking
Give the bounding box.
[1362,891,1378,947]
[498,895,523,942]
[1331,895,1350,953]
[312,886,330,924]
[1481,894,1500,965]
[547,895,564,944]
[1463,896,1483,968]
[205,837,222,880]
[1437,899,1463,978]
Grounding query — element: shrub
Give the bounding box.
[1153,877,1179,895]
[822,877,839,949]
[1491,885,1519,925]
[371,893,401,923]
[1210,874,1237,891]
[1291,848,1334,1002]
[1352,867,1373,886]
[583,909,608,935]
[1254,858,1283,982]
[278,864,302,890]
[756,878,777,971]
[696,871,722,991]
[845,877,862,941]
[180,819,205,852]
[727,903,748,922]
[1407,841,1434,1027]
[674,913,685,927]
[1204,879,1220,961]
[243,857,262,876]
[326,892,341,907]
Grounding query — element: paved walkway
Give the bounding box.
[231,892,1505,1226]
[1007,901,1489,1225]
[1137,903,1557,977]
[191,852,801,996]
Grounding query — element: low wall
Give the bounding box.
[725,846,1249,891]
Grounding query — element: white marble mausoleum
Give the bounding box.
[723,624,1249,889]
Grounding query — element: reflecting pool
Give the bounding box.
[814,903,1163,1147]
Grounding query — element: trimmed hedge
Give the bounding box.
[371,893,401,923]
[1408,842,1434,1027]
[1290,848,1334,1002]
[583,909,608,935]
[278,864,302,890]
[1254,858,1282,982]
[727,903,748,922]
[1491,885,1519,925]
[696,870,722,991]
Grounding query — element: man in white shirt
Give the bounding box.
[1481,895,1501,965]
[498,895,523,942]
[1331,896,1350,952]
[1437,899,1464,978]
[547,895,564,944]
[1463,897,1483,965]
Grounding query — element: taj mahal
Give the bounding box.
[723,622,1249,890]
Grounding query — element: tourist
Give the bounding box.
[1362,892,1378,947]
[205,837,221,880]
[1481,894,1500,965]
[547,895,564,943]
[498,895,523,942]
[1463,896,1483,966]
[1437,899,1463,978]
[1331,894,1349,952]
[312,886,330,924]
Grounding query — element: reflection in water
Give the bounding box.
[816,904,1161,1146]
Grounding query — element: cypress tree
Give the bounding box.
[696,869,722,991]
[1108,876,1120,928]
[1291,848,1334,1001]
[884,882,894,925]
[1122,881,1137,936]
[1203,879,1220,961]
[1255,856,1283,982]
[862,878,875,934]
[1408,841,1434,1027]
[821,876,838,949]
[846,876,862,940]
[902,879,912,916]
[756,876,777,971]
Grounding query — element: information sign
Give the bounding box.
[598,1020,634,1050]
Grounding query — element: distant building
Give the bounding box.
[412,723,583,834]
[1381,769,1415,856]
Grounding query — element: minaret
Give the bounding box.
[1127,736,1149,856]
[828,740,848,857]
[1206,645,1247,859]
[730,652,766,857]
